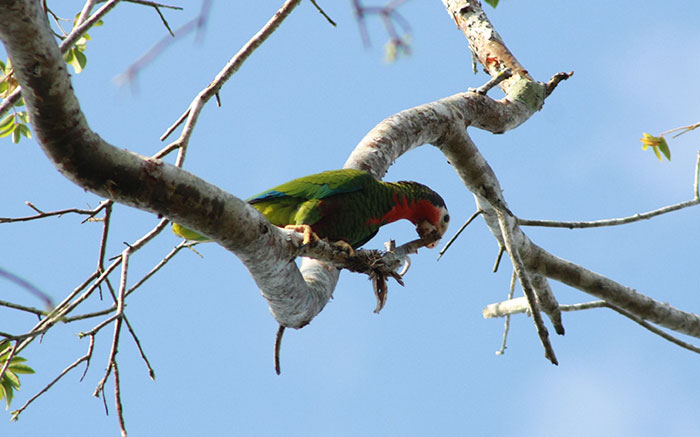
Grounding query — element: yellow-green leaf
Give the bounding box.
[640,132,671,162]
[0,113,14,130]
[0,122,16,138]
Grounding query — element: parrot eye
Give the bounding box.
[443,214,450,223]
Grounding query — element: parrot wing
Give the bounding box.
[246,169,372,203]
[246,169,374,228]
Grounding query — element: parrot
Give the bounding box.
[171,168,450,250]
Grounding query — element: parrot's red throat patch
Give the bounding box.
[368,194,442,228]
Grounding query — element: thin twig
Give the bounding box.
[0,299,45,316]
[497,212,558,365]
[472,68,512,95]
[10,346,93,421]
[79,335,96,382]
[14,218,166,356]
[97,203,113,274]
[492,245,505,273]
[544,71,574,98]
[121,0,182,9]
[518,198,700,229]
[660,121,700,139]
[123,315,156,380]
[496,270,517,355]
[0,204,100,223]
[126,234,186,297]
[0,341,19,387]
[483,297,700,355]
[93,249,130,397]
[113,362,127,437]
[437,209,482,260]
[61,306,117,323]
[694,151,699,199]
[160,0,302,142]
[310,0,336,26]
[606,304,700,355]
[274,325,285,375]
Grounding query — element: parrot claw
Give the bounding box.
[285,224,320,246]
[331,240,355,256]
[398,257,411,276]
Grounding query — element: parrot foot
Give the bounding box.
[284,224,320,246]
[331,240,355,256]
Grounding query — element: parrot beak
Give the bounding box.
[416,220,442,248]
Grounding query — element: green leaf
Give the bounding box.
[15,96,24,107]
[0,113,14,130]
[658,138,671,160]
[640,132,671,162]
[8,363,34,375]
[0,122,16,138]
[1,379,14,410]
[11,127,20,143]
[17,124,32,139]
[17,111,29,124]
[484,0,500,7]
[0,59,5,73]
[63,48,75,64]
[74,50,87,72]
[3,371,20,390]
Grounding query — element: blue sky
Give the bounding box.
[2,1,700,435]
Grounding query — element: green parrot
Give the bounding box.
[172,169,450,249]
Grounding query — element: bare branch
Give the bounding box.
[437,209,482,260]
[472,68,512,95]
[496,270,517,355]
[93,249,130,398]
[518,198,700,229]
[113,361,127,436]
[492,245,504,273]
[544,71,574,97]
[160,0,300,142]
[0,299,45,317]
[695,151,699,199]
[606,304,700,356]
[0,202,103,223]
[483,298,700,356]
[10,337,94,421]
[497,211,557,365]
[274,325,285,375]
[310,0,336,26]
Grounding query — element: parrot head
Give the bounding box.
[414,204,450,248]
[390,181,449,248]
